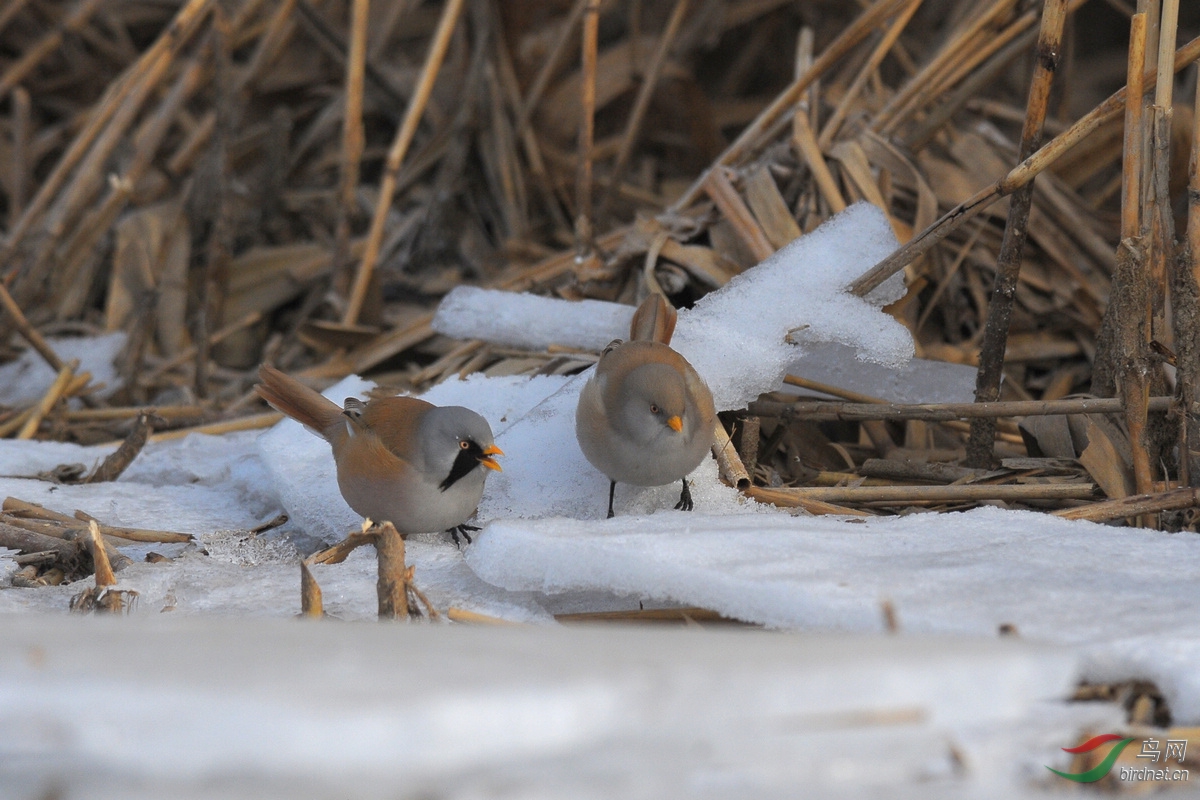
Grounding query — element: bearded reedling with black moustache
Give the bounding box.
[576,294,717,518]
[256,365,503,546]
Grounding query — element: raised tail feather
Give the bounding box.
[255,364,343,436]
[629,293,677,344]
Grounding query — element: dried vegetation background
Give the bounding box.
[2,0,1200,537]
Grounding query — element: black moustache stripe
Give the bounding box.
[440,444,484,491]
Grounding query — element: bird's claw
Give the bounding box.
[447,524,480,548]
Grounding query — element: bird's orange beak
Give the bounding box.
[666,415,683,433]
[479,444,504,471]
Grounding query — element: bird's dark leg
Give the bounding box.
[607,481,617,519]
[447,524,480,548]
[674,479,694,512]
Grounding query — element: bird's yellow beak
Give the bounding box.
[479,444,504,471]
[666,415,683,433]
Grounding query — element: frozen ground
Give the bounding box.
[1,205,1196,797]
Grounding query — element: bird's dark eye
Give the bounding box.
[650,404,659,414]
[459,440,470,450]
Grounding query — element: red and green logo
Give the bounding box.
[1047,734,1136,783]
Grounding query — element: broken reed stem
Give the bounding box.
[849,32,1200,298]
[300,561,324,617]
[749,394,1185,422]
[712,423,750,490]
[373,521,415,620]
[86,520,116,587]
[672,0,911,211]
[1052,487,1200,522]
[343,0,466,327]
[17,359,77,440]
[966,0,1068,468]
[1121,14,1147,240]
[600,0,689,220]
[750,483,1096,505]
[574,0,600,255]
[84,412,159,484]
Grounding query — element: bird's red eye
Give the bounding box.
[650,404,659,414]
[459,440,470,449]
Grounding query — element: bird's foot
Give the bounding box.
[607,481,617,519]
[447,524,481,548]
[674,480,694,512]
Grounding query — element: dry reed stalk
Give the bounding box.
[600,0,690,219]
[515,0,589,135]
[65,406,205,423]
[749,395,1181,422]
[0,0,104,99]
[712,423,750,490]
[818,0,923,149]
[750,483,1096,505]
[672,0,911,211]
[574,0,600,255]
[343,0,466,327]
[791,109,846,213]
[8,85,29,227]
[740,486,875,515]
[54,54,209,320]
[555,607,735,624]
[966,0,1069,468]
[17,360,77,440]
[1178,74,1200,486]
[6,0,212,291]
[0,283,68,373]
[704,168,775,261]
[139,411,283,444]
[300,561,324,617]
[849,33,1200,298]
[1052,487,1200,521]
[1,499,191,544]
[447,607,522,625]
[872,0,1020,136]
[1121,14,1148,240]
[332,0,369,295]
[0,0,33,37]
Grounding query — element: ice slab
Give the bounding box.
[433,202,914,410]
[0,331,126,405]
[788,342,978,404]
[467,506,1200,723]
[0,614,1090,799]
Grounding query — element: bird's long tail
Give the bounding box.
[629,293,677,344]
[255,364,343,437]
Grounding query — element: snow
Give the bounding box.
[433,202,913,411]
[0,204,1193,796]
[0,331,126,405]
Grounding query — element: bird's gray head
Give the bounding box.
[614,363,690,442]
[420,406,503,491]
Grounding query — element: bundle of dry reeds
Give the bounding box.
[1,0,1199,528]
